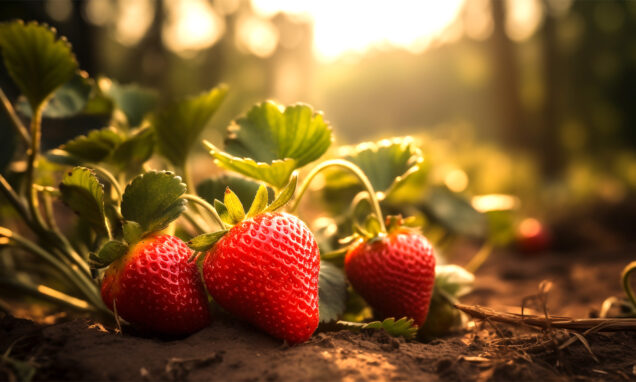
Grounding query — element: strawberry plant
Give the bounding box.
[0,20,481,343]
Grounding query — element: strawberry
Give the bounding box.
[101,234,210,335]
[189,179,320,343]
[344,218,436,326]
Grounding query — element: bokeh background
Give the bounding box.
[2,0,636,251]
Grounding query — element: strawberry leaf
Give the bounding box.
[122,221,143,245]
[152,85,228,168]
[16,72,92,118]
[103,80,158,127]
[423,186,487,238]
[109,127,154,172]
[247,185,269,218]
[206,101,332,188]
[265,172,297,212]
[59,167,108,235]
[57,127,123,163]
[196,175,272,209]
[330,137,423,197]
[435,264,474,299]
[121,171,187,234]
[187,230,228,252]
[318,261,347,323]
[0,21,77,110]
[90,240,128,268]
[223,188,245,224]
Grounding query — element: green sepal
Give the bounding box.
[213,199,231,225]
[90,240,129,268]
[197,175,271,209]
[318,261,348,323]
[223,188,245,224]
[122,221,143,245]
[264,172,298,212]
[0,21,77,110]
[121,171,187,235]
[187,230,229,252]
[247,185,268,218]
[363,214,382,237]
[59,167,108,235]
[337,317,418,340]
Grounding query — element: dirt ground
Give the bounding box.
[2,244,635,382]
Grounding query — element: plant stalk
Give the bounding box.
[182,193,225,229]
[0,87,30,146]
[25,105,48,231]
[621,261,636,309]
[290,159,386,232]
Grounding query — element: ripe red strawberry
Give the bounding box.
[101,234,210,335]
[344,228,436,325]
[202,212,320,344]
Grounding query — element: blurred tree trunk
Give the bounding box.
[490,0,525,148]
[540,3,563,178]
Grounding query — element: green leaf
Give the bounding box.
[247,185,269,218]
[90,240,128,268]
[207,101,332,188]
[58,127,123,163]
[152,85,228,167]
[121,171,187,234]
[109,127,154,172]
[422,186,487,238]
[435,264,474,299]
[363,317,418,340]
[104,80,158,127]
[59,167,107,235]
[265,172,297,212]
[187,230,228,252]
[0,21,77,109]
[223,188,245,224]
[196,175,271,208]
[213,199,231,225]
[332,137,423,196]
[318,262,347,323]
[16,72,93,118]
[122,221,143,245]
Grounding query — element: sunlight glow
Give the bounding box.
[114,0,154,46]
[471,194,519,212]
[163,0,225,57]
[445,169,469,193]
[251,0,466,61]
[519,218,542,237]
[235,15,280,58]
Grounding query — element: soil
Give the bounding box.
[2,245,635,382]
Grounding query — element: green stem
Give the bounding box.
[621,261,636,309]
[25,106,47,232]
[0,277,94,313]
[182,193,225,229]
[464,241,494,273]
[91,164,123,199]
[182,210,209,234]
[1,229,103,310]
[290,159,386,233]
[0,174,38,233]
[0,87,30,146]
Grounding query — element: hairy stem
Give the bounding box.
[91,164,123,200]
[0,87,30,146]
[182,193,225,229]
[622,261,636,309]
[25,106,47,231]
[290,159,386,232]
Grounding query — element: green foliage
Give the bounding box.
[59,128,123,163]
[91,240,128,268]
[423,186,487,238]
[223,188,245,224]
[318,261,347,323]
[434,264,475,299]
[197,175,271,208]
[333,137,423,195]
[109,127,155,172]
[153,85,228,168]
[264,173,297,212]
[247,185,269,218]
[59,167,108,235]
[338,317,418,340]
[207,102,332,188]
[121,171,187,235]
[187,230,229,252]
[17,72,92,118]
[0,21,77,109]
[104,80,158,127]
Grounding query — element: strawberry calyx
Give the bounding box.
[336,214,420,251]
[186,173,298,258]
